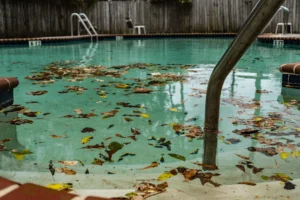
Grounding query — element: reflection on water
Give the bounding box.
[0,38,300,187]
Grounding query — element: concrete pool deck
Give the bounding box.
[1,171,299,200]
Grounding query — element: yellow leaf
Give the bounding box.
[253,117,263,122]
[279,152,291,159]
[99,94,107,98]
[291,151,300,157]
[218,136,231,145]
[46,183,73,191]
[157,172,174,181]
[169,108,178,112]
[11,149,33,161]
[115,83,129,89]
[81,136,93,144]
[141,113,150,118]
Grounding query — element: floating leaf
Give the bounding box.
[92,158,104,166]
[190,148,199,155]
[252,167,264,174]
[58,161,78,166]
[81,136,93,144]
[127,136,137,141]
[141,113,151,118]
[140,161,159,170]
[81,144,105,149]
[115,83,129,89]
[10,118,33,125]
[133,87,152,93]
[235,154,250,160]
[23,111,40,117]
[236,165,246,172]
[116,133,126,138]
[45,183,73,191]
[168,153,186,161]
[74,108,82,114]
[158,172,174,181]
[124,117,133,122]
[131,128,141,135]
[280,152,291,159]
[11,149,33,160]
[108,142,123,151]
[81,127,96,133]
[27,90,48,96]
[169,108,178,112]
[56,167,76,175]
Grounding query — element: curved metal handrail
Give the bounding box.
[203,0,286,167]
[79,13,98,36]
[70,13,93,37]
[262,5,289,34]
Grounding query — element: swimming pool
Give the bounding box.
[0,38,300,192]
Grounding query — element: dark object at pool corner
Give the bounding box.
[280,63,300,88]
[0,77,19,109]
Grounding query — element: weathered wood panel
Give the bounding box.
[0,0,299,38]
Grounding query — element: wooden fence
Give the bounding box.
[0,0,299,38]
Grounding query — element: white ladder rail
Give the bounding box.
[70,13,98,38]
[79,13,98,36]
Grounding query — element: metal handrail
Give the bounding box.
[262,5,289,34]
[79,13,98,36]
[203,0,286,167]
[70,13,98,38]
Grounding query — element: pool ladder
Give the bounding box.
[70,13,98,39]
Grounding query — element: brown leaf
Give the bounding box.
[140,162,159,170]
[131,128,141,135]
[193,161,219,170]
[133,87,152,93]
[92,158,104,166]
[81,127,96,133]
[104,137,112,141]
[81,144,105,149]
[236,165,246,172]
[238,181,256,186]
[0,138,12,144]
[235,154,250,160]
[10,118,33,125]
[124,117,133,122]
[116,133,126,138]
[58,161,78,166]
[27,90,48,96]
[50,134,67,138]
[252,167,264,174]
[183,169,198,182]
[56,167,76,175]
[127,136,137,141]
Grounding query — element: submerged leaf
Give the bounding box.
[238,182,256,186]
[11,149,33,160]
[157,172,174,181]
[56,167,76,175]
[235,154,250,160]
[81,127,96,133]
[131,128,141,135]
[168,153,186,161]
[236,165,246,172]
[140,161,159,170]
[169,108,178,112]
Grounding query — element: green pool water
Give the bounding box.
[1,38,300,187]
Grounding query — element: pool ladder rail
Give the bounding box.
[70,13,98,39]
